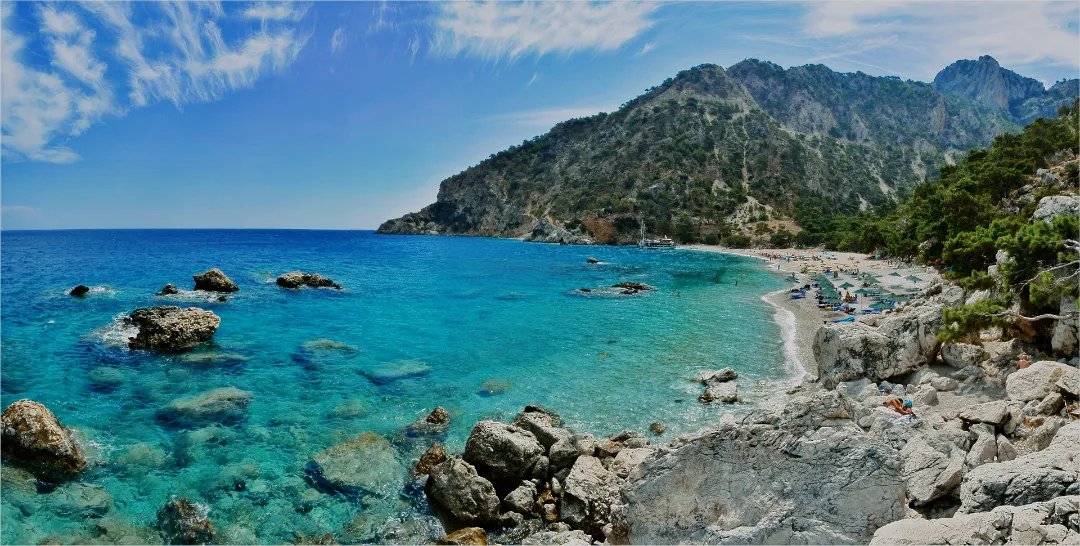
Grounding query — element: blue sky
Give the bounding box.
[2,1,1078,230]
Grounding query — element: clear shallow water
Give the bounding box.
[1,230,789,544]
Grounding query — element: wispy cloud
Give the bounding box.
[493,105,615,128]
[636,41,655,57]
[1,205,42,215]
[331,27,347,54]
[409,33,420,64]
[801,2,1080,80]
[430,1,658,62]
[526,73,539,87]
[1,2,311,163]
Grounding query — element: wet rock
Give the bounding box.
[437,527,488,545]
[160,387,252,427]
[70,285,91,296]
[585,257,599,264]
[158,498,215,545]
[700,382,738,404]
[307,432,404,499]
[327,399,374,419]
[502,481,537,515]
[560,456,621,538]
[157,284,180,296]
[871,496,1080,545]
[87,367,127,387]
[695,368,738,385]
[192,268,238,292]
[115,442,170,469]
[176,352,249,365]
[649,422,665,435]
[1006,360,1079,402]
[425,457,501,525]
[521,530,594,545]
[276,271,342,290]
[126,306,220,351]
[365,359,431,385]
[958,422,1080,513]
[479,379,511,396]
[406,406,452,437]
[1,399,86,481]
[957,400,1010,427]
[51,482,114,518]
[416,443,448,475]
[610,282,654,291]
[464,421,544,483]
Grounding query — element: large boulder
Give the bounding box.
[126,306,220,351]
[900,435,966,506]
[1,399,87,481]
[1032,194,1080,224]
[940,342,989,369]
[158,498,215,545]
[160,387,252,426]
[1006,361,1079,402]
[815,301,943,387]
[510,407,572,450]
[560,456,622,538]
[1052,321,1078,357]
[276,271,342,290]
[425,457,501,525]
[871,496,1080,545]
[70,285,91,296]
[610,391,904,544]
[463,421,544,483]
[307,432,404,499]
[958,422,1080,514]
[957,400,1010,427]
[192,268,238,292]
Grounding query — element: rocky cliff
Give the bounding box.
[378,57,1077,244]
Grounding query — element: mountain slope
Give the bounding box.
[378,57,1077,245]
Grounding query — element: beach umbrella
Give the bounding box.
[889,272,902,277]
[869,301,894,310]
[854,288,873,295]
[905,275,922,282]
[838,282,854,289]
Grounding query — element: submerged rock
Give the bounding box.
[157,284,179,296]
[425,457,501,525]
[160,387,253,426]
[479,379,511,396]
[70,285,91,296]
[276,271,342,290]
[1,399,87,481]
[365,359,431,385]
[307,432,404,499]
[610,282,655,291]
[158,498,215,545]
[192,268,238,292]
[406,406,452,437]
[126,306,220,351]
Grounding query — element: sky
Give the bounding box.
[2,1,1078,230]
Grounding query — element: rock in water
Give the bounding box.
[307,432,404,499]
[649,422,665,435]
[158,498,215,545]
[1,399,87,481]
[425,457,501,525]
[192,268,238,292]
[157,284,179,296]
[276,271,342,289]
[437,527,488,545]
[416,443,448,475]
[610,282,655,291]
[161,388,253,426]
[126,306,220,351]
[871,496,1080,545]
[463,421,544,483]
[406,406,452,437]
[695,368,738,384]
[586,257,599,264]
[609,390,904,544]
[70,285,90,296]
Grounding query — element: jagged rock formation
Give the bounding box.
[870,496,1080,545]
[1,399,87,481]
[192,268,238,292]
[276,271,342,289]
[379,57,1076,243]
[125,306,220,351]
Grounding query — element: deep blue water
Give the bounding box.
[1,230,789,544]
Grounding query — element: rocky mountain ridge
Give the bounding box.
[378,56,1078,244]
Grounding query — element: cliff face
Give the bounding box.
[933,55,1077,124]
[378,58,1077,242]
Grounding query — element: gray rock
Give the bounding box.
[522,219,594,245]
[596,430,648,458]
[958,422,1080,513]
[966,424,997,469]
[1006,360,1079,402]
[902,435,965,506]
[609,447,654,479]
[158,498,215,545]
[871,496,1080,545]
[610,391,904,544]
[930,376,959,392]
[701,381,738,404]
[996,436,1017,462]
[126,306,220,351]
[560,456,622,538]
[1034,392,1065,416]
[464,421,544,482]
[1,399,87,481]
[1052,322,1078,358]
[521,530,593,545]
[425,457,501,525]
[510,408,572,450]
[1028,417,1065,451]
[192,268,238,292]
[695,368,737,384]
[940,342,989,369]
[307,432,404,499]
[160,387,252,426]
[913,384,938,406]
[1032,194,1080,224]
[502,481,537,515]
[957,400,1010,426]
[51,482,113,518]
[276,271,342,290]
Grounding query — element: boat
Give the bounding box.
[637,220,676,248]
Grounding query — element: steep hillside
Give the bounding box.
[933,55,1076,124]
[379,58,1077,245]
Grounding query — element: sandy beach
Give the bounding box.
[682,245,943,380]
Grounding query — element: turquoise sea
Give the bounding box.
[1,230,791,544]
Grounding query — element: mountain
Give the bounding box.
[378,57,1077,245]
[932,55,1073,124]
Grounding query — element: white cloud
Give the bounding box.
[409,33,420,64]
[1,205,42,215]
[1,1,310,163]
[802,2,1080,80]
[637,41,655,57]
[431,1,658,61]
[526,73,539,87]
[330,27,346,54]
